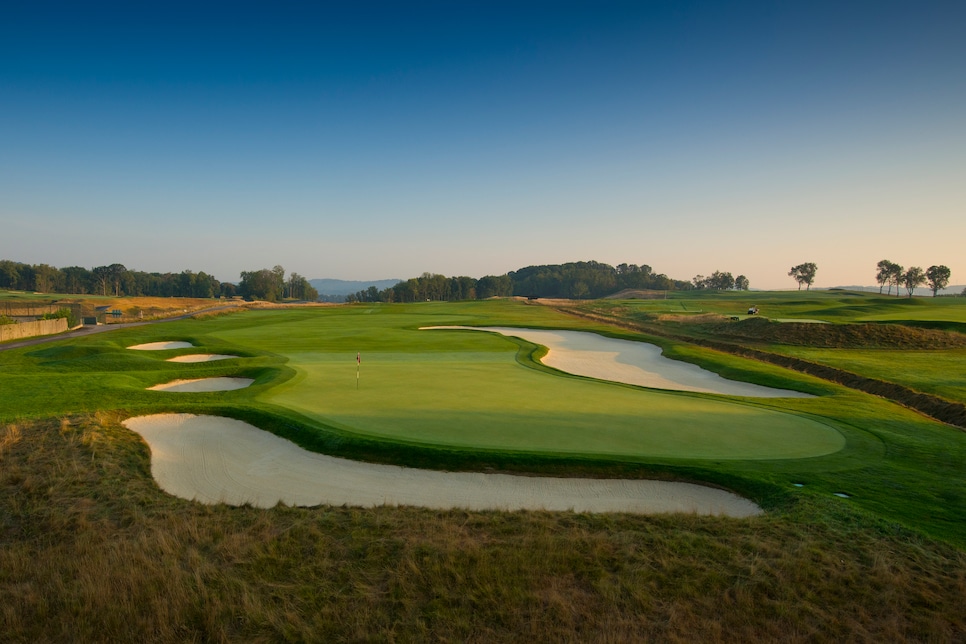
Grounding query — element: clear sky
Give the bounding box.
[2,1,963,289]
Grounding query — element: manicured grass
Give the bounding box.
[2,295,966,638]
[608,289,966,325]
[2,298,965,548]
[210,308,843,460]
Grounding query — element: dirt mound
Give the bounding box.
[703,317,966,349]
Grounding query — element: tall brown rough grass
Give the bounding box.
[2,415,965,642]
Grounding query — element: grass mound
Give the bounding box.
[698,317,966,349]
[604,289,669,299]
[2,415,965,641]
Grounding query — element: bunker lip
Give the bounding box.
[148,377,254,392]
[422,326,811,398]
[128,341,194,350]
[123,413,763,517]
[166,354,239,363]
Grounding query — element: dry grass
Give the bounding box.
[657,312,730,324]
[2,415,965,642]
[35,295,245,323]
[699,317,966,349]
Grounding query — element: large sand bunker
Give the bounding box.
[128,341,194,350]
[148,377,254,392]
[123,414,762,517]
[166,354,239,363]
[425,327,809,397]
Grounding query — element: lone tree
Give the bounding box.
[735,275,750,290]
[926,265,951,297]
[876,259,899,294]
[902,266,926,297]
[788,262,818,290]
[889,263,904,297]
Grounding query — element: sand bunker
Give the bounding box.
[148,377,254,392]
[424,326,809,398]
[123,414,762,517]
[166,354,239,363]
[128,341,194,350]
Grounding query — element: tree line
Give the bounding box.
[237,266,318,302]
[6,256,951,304]
[875,260,951,297]
[690,271,750,291]
[0,259,318,302]
[348,261,698,303]
[0,260,232,298]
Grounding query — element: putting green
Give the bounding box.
[212,307,845,461]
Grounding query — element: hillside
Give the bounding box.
[308,278,402,297]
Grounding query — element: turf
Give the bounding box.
[210,308,843,460]
[3,294,966,639]
[1,296,965,549]
[3,415,964,642]
[602,289,966,325]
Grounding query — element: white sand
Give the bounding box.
[148,377,254,392]
[128,341,194,350]
[123,414,762,517]
[424,326,810,398]
[166,354,239,363]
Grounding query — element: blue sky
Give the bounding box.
[2,1,963,289]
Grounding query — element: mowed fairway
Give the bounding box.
[211,306,844,460]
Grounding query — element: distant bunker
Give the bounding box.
[148,377,254,392]
[128,341,194,351]
[166,354,239,363]
[423,326,810,398]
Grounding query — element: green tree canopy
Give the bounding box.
[926,265,951,297]
[902,266,926,297]
[876,259,899,295]
[788,263,818,290]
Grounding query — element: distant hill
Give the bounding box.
[831,285,965,297]
[309,278,402,297]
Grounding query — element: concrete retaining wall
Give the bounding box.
[0,304,63,317]
[0,318,69,343]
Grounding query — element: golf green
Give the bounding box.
[212,307,845,461]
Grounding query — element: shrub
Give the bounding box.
[41,308,78,328]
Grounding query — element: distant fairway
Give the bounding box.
[211,306,844,461]
[597,288,966,326]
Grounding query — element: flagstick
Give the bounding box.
[356,352,360,390]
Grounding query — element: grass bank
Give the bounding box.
[2,295,965,639]
[2,299,965,546]
[2,414,964,641]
